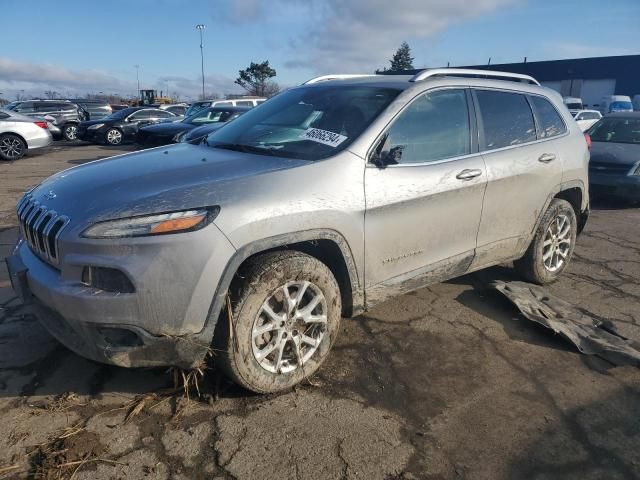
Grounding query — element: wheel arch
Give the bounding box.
[193,229,363,346]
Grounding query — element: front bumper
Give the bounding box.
[590,172,640,201]
[6,222,236,368]
[76,127,105,143]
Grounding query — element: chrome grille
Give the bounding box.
[16,194,69,265]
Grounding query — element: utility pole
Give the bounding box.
[134,64,140,94]
[196,24,206,100]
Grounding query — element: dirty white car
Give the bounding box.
[7,69,590,393]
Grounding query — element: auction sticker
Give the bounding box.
[300,128,347,147]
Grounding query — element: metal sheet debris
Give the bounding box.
[494,281,640,367]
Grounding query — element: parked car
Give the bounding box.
[6,69,590,393]
[110,104,129,112]
[184,97,264,117]
[179,110,248,143]
[159,104,188,117]
[599,95,634,115]
[587,112,640,202]
[563,97,584,116]
[0,110,52,161]
[136,106,249,147]
[632,94,640,111]
[65,99,112,120]
[4,100,86,141]
[76,107,178,145]
[573,109,602,131]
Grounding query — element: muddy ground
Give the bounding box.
[1,144,640,479]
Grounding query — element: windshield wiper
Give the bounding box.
[211,142,278,156]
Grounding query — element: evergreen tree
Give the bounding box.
[389,42,414,71]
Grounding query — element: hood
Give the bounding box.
[29,143,305,229]
[139,122,194,135]
[80,118,112,127]
[185,122,225,140]
[590,142,640,166]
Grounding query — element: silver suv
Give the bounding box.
[6,69,590,393]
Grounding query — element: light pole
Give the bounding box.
[134,64,140,93]
[195,24,206,100]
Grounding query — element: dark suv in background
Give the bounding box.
[66,99,112,121]
[5,100,86,141]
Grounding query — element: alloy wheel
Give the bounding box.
[106,129,122,145]
[542,214,571,272]
[64,125,78,140]
[251,280,328,374]
[0,136,24,160]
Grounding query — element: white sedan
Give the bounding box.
[573,110,602,132]
[0,110,52,161]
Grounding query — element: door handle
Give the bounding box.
[538,153,556,163]
[456,169,482,181]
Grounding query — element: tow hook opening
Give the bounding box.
[96,327,143,348]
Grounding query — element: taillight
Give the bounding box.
[34,121,48,130]
[584,133,591,149]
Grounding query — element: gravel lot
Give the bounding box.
[1,144,639,479]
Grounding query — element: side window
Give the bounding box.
[378,89,471,164]
[530,96,566,139]
[129,110,150,121]
[154,110,173,118]
[476,90,536,150]
[236,101,254,107]
[15,102,34,113]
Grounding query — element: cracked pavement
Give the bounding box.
[1,145,640,479]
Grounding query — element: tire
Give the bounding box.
[104,128,123,145]
[214,251,342,393]
[514,198,577,284]
[0,133,26,161]
[62,123,78,141]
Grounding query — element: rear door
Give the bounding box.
[364,88,487,300]
[471,89,565,268]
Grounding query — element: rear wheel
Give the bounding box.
[105,128,123,145]
[514,198,577,284]
[0,134,26,161]
[62,123,78,141]
[215,251,341,393]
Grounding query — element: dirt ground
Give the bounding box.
[1,144,640,479]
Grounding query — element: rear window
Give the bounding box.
[476,90,536,150]
[565,103,582,110]
[530,96,566,139]
[588,118,640,144]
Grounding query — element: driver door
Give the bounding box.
[364,88,487,303]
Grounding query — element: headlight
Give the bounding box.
[173,131,186,143]
[82,208,219,239]
[87,123,105,130]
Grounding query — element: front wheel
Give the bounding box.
[215,251,341,393]
[0,133,26,161]
[62,123,78,141]
[105,128,123,145]
[514,198,577,284]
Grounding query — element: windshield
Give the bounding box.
[184,108,233,125]
[103,108,137,120]
[205,86,400,160]
[588,117,640,144]
[610,101,633,112]
[185,102,211,117]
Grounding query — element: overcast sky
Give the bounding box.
[1,0,639,100]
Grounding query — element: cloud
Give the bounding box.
[288,0,517,72]
[0,57,132,96]
[0,57,240,100]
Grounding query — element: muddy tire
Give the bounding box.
[214,251,341,393]
[514,198,577,284]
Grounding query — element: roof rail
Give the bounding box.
[409,68,540,85]
[302,74,378,85]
